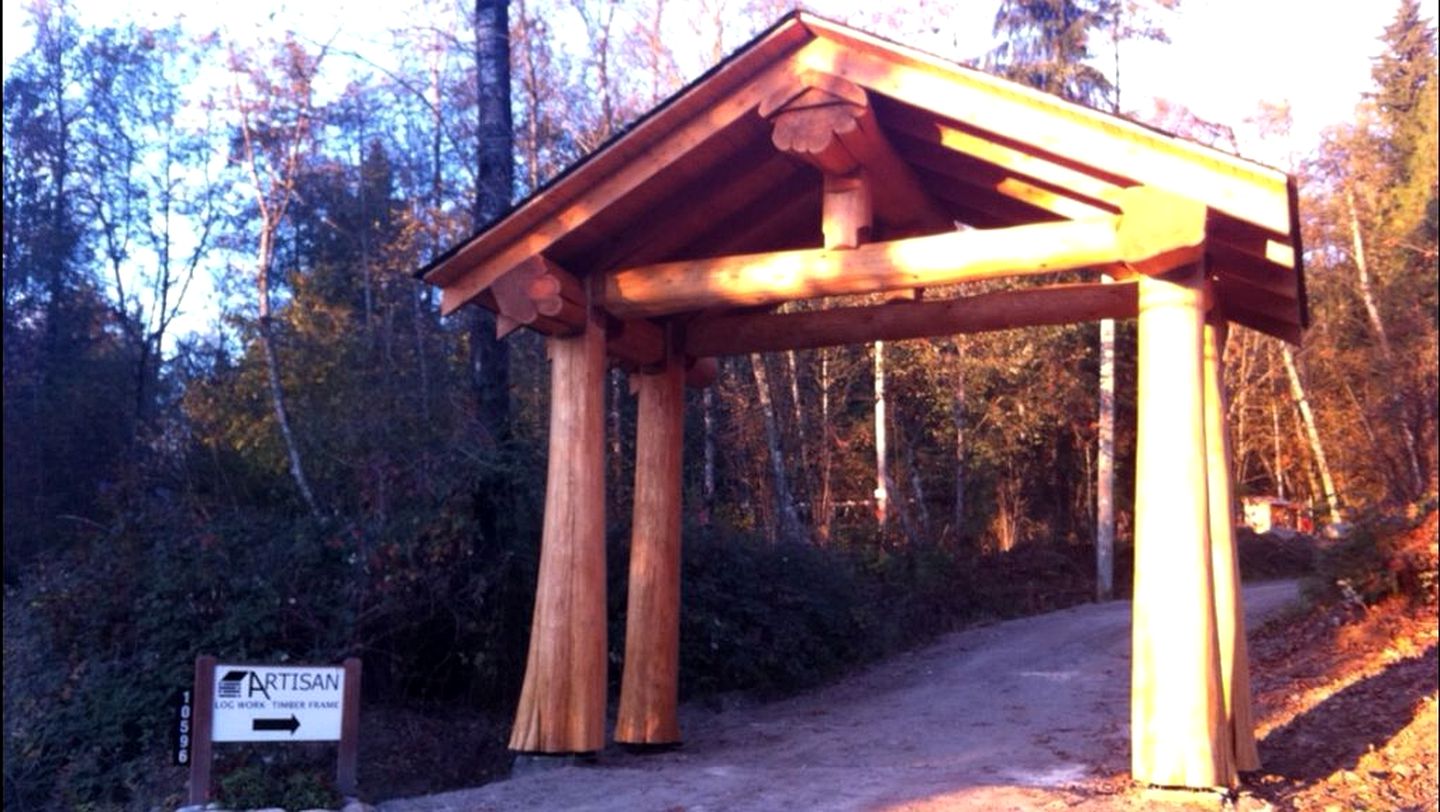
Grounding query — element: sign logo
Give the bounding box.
[217,670,248,699]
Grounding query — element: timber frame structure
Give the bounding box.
[419,12,1305,790]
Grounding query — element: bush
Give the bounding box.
[1307,510,1439,607]
[671,526,878,698]
[0,466,542,810]
[3,507,358,810]
[215,749,338,810]
[1235,527,1320,580]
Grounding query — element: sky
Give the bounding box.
[2,0,1434,342]
[4,0,1436,162]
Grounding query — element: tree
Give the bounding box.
[77,25,219,434]
[224,36,327,517]
[989,0,1127,583]
[2,2,136,578]
[989,0,1118,109]
[470,0,515,444]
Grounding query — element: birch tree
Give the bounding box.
[226,37,326,517]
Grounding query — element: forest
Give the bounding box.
[2,0,1436,807]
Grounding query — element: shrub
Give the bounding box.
[1307,509,1439,607]
[671,525,877,699]
[215,750,338,810]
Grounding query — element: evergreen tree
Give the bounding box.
[989,0,1118,107]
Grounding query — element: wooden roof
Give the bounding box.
[421,12,1305,344]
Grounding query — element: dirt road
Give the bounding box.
[378,581,1299,812]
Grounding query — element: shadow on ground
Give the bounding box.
[1256,642,1437,782]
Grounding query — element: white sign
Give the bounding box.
[211,664,345,742]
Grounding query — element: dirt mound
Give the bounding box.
[1246,512,1439,812]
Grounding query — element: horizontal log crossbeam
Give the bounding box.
[685,281,1138,356]
[605,186,1204,319]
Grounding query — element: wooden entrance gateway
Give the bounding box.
[419,13,1305,791]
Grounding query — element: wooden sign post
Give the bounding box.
[187,656,362,803]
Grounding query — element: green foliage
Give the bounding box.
[216,754,338,810]
[1,454,545,809]
[670,527,879,698]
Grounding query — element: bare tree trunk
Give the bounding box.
[257,230,321,518]
[1347,189,1393,359]
[1280,346,1341,523]
[874,340,890,529]
[950,338,967,542]
[701,383,716,524]
[785,349,811,508]
[817,348,835,542]
[230,46,322,518]
[903,433,930,542]
[1271,399,1286,501]
[1228,329,1256,492]
[609,368,625,512]
[472,0,513,442]
[1096,311,1116,600]
[1346,188,1424,496]
[751,353,802,543]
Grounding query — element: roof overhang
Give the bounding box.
[419,11,1306,346]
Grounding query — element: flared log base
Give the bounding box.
[1131,266,1258,789]
[615,350,687,747]
[508,319,609,754]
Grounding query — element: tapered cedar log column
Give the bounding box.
[1131,264,1237,789]
[1203,312,1260,772]
[615,348,686,746]
[509,312,608,754]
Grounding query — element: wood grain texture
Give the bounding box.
[615,351,686,745]
[1131,265,1236,789]
[604,216,1124,318]
[509,314,608,754]
[763,73,950,237]
[822,172,873,249]
[1114,186,1209,276]
[684,282,1138,356]
[490,256,587,338]
[1203,315,1260,772]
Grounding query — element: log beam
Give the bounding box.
[509,312,608,755]
[606,316,666,370]
[1116,186,1208,276]
[615,348,686,746]
[605,217,1117,318]
[685,281,1137,356]
[1131,264,1236,789]
[603,185,1202,318]
[429,52,814,312]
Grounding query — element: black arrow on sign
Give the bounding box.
[252,715,300,734]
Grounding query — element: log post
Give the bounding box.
[1131,263,1236,789]
[509,309,608,755]
[615,341,686,747]
[1203,311,1260,771]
